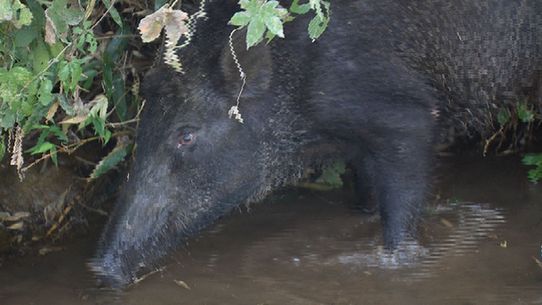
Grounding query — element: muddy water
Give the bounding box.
[0,157,541,305]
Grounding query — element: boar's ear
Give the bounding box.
[142,65,179,100]
[221,29,272,97]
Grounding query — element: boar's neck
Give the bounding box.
[250,85,338,199]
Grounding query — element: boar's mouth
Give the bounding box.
[89,175,262,288]
[89,216,179,288]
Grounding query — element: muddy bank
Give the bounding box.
[0,156,121,258]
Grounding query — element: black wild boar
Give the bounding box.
[91,0,541,287]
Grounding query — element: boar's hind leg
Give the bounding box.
[357,117,433,249]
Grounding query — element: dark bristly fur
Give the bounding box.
[91,0,541,287]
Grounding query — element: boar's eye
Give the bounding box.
[177,131,195,148]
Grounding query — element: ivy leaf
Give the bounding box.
[239,0,259,14]
[308,14,328,41]
[246,17,266,48]
[262,0,280,12]
[230,0,289,49]
[309,0,325,20]
[229,11,251,27]
[264,16,284,37]
[290,0,311,14]
[307,0,330,41]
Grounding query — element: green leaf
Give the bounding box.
[315,160,346,188]
[246,18,266,48]
[0,0,13,21]
[58,59,86,93]
[27,0,45,29]
[233,0,289,48]
[85,95,111,143]
[50,126,68,143]
[516,103,535,123]
[57,94,75,116]
[15,2,33,28]
[239,0,259,14]
[58,61,70,83]
[522,153,542,183]
[264,16,284,37]
[308,12,329,41]
[0,110,16,129]
[70,62,83,92]
[45,0,83,37]
[38,78,53,106]
[0,66,33,109]
[82,69,98,90]
[522,154,542,166]
[30,141,55,155]
[89,95,109,121]
[21,103,49,133]
[48,41,65,57]
[262,0,280,12]
[88,143,130,180]
[497,108,511,126]
[101,0,122,26]
[14,26,38,47]
[229,11,251,27]
[0,0,33,28]
[309,0,324,20]
[86,32,98,53]
[32,124,68,143]
[290,0,311,14]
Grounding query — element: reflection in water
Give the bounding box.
[0,157,541,305]
[329,203,507,278]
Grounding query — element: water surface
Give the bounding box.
[1,157,541,305]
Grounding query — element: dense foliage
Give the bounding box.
[0,0,332,180]
[0,0,541,183]
[0,0,138,180]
